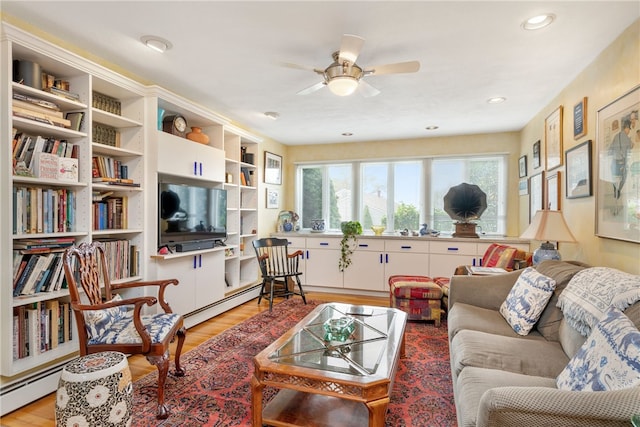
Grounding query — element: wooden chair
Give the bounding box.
[252,237,306,311]
[62,241,186,419]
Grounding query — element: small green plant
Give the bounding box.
[339,221,362,272]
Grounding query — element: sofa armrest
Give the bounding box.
[477,386,640,427]
[448,270,522,311]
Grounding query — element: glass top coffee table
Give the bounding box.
[251,303,407,427]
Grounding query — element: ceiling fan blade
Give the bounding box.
[338,34,365,64]
[297,81,326,95]
[367,60,420,75]
[279,61,321,73]
[358,80,381,98]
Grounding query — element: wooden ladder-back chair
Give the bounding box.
[253,237,306,311]
[63,241,186,419]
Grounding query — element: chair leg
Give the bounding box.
[257,280,267,305]
[295,276,306,304]
[174,326,187,377]
[269,279,275,311]
[147,351,171,419]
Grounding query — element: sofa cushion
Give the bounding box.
[456,367,556,427]
[556,307,640,391]
[448,302,545,342]
[482,243,518,270]
[500,267,556,335]
[451,329,569,379]
[534,260,589,341]
[558,267,640,336]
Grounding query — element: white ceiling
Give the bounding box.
[2,1,639,145]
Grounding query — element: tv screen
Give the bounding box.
[158,181,227,248]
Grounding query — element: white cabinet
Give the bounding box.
[344,239,386,291]
[156,132,224,182]
[155,251,225,320]
[428,241,478,278]
[304,238,343,288]
[383,239,430,284]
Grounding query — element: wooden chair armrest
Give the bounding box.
[288,250,303,258]
[112,279,179,313]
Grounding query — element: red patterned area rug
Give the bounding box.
[132,299,456,426]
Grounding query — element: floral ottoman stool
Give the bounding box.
[388,275,444,326]
[56,351,132,426]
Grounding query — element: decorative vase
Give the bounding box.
[157,108,165,131]
[186,127,209,144]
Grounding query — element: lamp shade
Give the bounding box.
[520,210,577,242]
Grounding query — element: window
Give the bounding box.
[296,155,507,235]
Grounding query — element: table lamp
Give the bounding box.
[520,210,576,265]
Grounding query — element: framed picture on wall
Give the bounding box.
[573,97,588,140]
[529,171,545,222]
[264,151,282,185]
[595,85,640,243]
[545,106,564,171]
[533,140,541,169]
[266,188,279,209]
[518,155,527,178]
[565,140,592,199]
[545,170,561,211]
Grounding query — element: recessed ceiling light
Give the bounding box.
[522,14,555,30]
[264,111,280,120]
[425,126,439,131]
[487,97,506,104]
[342,132,353,137]
[141,35,172,53]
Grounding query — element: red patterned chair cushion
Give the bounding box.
[482,243,518,270]
[388,275,443,326]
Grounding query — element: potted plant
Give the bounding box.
[339,221,362,271]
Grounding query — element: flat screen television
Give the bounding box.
[158,181,227,249]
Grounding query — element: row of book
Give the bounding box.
[13,300,73,360]
[92,155,134,184]
[93,195,128,231]
[240,167,254,187]
[13,186,76,235]
[97,239,140,280]
[93,123,121,147]
[12,131,77,173]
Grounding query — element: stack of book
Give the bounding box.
[12,92,71,128]
[13,301,73,360]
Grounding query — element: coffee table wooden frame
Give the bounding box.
[251,303,407,427]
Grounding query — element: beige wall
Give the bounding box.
[519,19,639,274]
[266,19,640,274]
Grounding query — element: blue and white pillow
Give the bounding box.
[500,267,556,335]
[83,294,127,339]
[556,306,640,391]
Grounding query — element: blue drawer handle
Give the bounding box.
[358,244,368,247]
[320,242,329,246]
[199,162,203,176]
[193,162,198,175]
[379,254,383,263]
[448,247,459,251]
[401,245,411,249]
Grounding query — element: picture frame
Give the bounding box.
[529,171,545,223]
[565,140,592,199]
[532,140,541,169]
[595,85,640,243]
[545,170,561,211]
[518,178,529,196]
[518,155,527,178]
[573,97,588,140]
[264,151,282,185]
[266,188,279,209]
[545,106,563,171]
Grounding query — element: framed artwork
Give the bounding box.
[595,85,640,243]
[264,151,282,185]
[533,140,541,169]
[518,155,527,178]
[545,106,563,171]
[565,140,592,199]
[266,188,279,209]
[529,171,545,222]
[518,178,529,196]
[573,97,588,139]
[545,170,561,211]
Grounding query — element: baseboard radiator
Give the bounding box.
[1,285,261,416]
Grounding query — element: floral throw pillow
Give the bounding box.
[556,306,640,391]
[83,294,126,339]
[499,267,556,335]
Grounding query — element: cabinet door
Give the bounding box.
[305,238,343,288]
[343,240,385,291]
[428,241,477,278]
[157,133,225,182]
[284,237,306,282]
[196,252,225,307]
[156,256,197,316]
[383,239,430,284]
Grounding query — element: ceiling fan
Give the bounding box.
[287,34,420,97]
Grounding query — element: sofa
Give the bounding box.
[447,260,640,427]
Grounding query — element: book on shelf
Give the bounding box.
[44,86,81,102]
[92,177,134,184]
[12,99,63,118]
[12,92,60,111]
[65,111,84,132]
[12,105,71,128]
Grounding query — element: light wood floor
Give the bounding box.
[0,292,388,427]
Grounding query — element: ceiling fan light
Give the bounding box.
[328,77,359,96]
